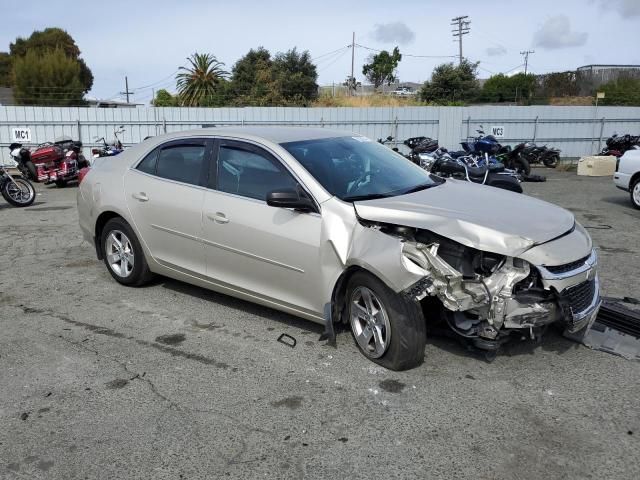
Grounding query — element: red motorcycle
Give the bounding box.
[10,137,88,187]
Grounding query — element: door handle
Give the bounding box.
[132,192,148,202]
[207,212,229,224]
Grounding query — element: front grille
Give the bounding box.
[562,279,596,314]
[545,255,589,274]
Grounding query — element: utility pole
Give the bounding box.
[350,32,355,96]
[451,16,470,65]
[520,50,535,75]
[120,76,133,104]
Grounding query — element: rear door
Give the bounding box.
[124,138,213,275]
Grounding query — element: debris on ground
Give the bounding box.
[566,297,640,360]
[277,333,297,348]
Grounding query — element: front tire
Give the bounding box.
[631,178,640,210]
[101,217,154,286]
[514,156,531,176]
[1,177,36,207]
[346,271,426,371]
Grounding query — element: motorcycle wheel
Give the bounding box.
[1,177,36,207]
[543,154,559,168]
[514,156,531,176]
[55,179,68,188]
[22,160,38,180]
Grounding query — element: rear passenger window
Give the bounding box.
[155,144,206,186]
[136,149,158,175]
[217,145,297,201]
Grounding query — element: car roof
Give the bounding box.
[149,126,356,145]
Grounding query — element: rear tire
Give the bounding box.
[543,154,559,168]
[101,217,154,286]
[346,271,426,371]
[631,178,640,210]
[55,179,67,188]
[1,177,36,207]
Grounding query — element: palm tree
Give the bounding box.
[176,53,229,106]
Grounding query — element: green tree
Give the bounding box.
[0,52,11,87]
[419,59,479,103]
[176,53,229,106]
[481,73,536,102]
[10,27,93,92]
[272,48,318,103]
[13,48,85,105]
[538,71,579,98]
[230,47,279,105]
[152,89,178,106]
[599,77,640,106]
[362,47,402,89]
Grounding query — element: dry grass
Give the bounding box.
[313,95,425,108]
[548,96,594,106]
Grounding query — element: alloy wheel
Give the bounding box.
[350,286,391,358]
[105,230,135,278]
[633,182,640,208]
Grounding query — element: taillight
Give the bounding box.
[78,167,90,184]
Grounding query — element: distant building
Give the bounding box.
[576,64,640,94]
[85,97,143,108]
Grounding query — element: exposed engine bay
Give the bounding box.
[357,220,601,353]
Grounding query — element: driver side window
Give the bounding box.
[217,144,297,201]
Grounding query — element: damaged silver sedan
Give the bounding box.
[78,127,601,370]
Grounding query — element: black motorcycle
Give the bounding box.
[601,133,640,157]
[518,142,561,168]
[431,157,523,193]
[0,162,36,207]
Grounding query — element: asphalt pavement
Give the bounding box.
[0,169,638,479]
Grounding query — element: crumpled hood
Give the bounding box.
[354,179,575,256]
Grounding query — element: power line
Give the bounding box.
[355,43,456,59]
[451,15,471,65]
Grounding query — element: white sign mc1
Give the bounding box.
[490,126,505,138]
[12,128,32,143]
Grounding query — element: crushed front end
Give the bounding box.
[395,227,601,352]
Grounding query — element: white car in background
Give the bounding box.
[613,148,640,209]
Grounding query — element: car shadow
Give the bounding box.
[601,194,640,213]
[425,325,582,362]
[159,277,325,336]
[0,200,46,210]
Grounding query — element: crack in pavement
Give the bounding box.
[14,304,231,370]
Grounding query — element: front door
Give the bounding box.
[202,140,323,315]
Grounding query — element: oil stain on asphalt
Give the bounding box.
[378,379,406,393]
[106,379,130,389]
[155,333,186,346]
[271,396,304,410]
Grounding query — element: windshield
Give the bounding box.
[281,136,441,201]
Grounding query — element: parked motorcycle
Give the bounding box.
[92,126,126,158]
[600,133,640,157]
[518,142,560,168]
[0,162,36,207]
[415,148,523,193]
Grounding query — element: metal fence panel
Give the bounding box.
[1,105,639,163]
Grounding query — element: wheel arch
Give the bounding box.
[94,211,124,259]
[629,171,640,191]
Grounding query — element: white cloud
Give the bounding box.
[533,15,588,49]
[486,46,507,56]
[370,22,415,45]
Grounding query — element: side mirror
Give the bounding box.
[266,188,316,213]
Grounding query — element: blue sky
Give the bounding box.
[1,0,639,102]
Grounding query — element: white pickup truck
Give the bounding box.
[613,148,640,209]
